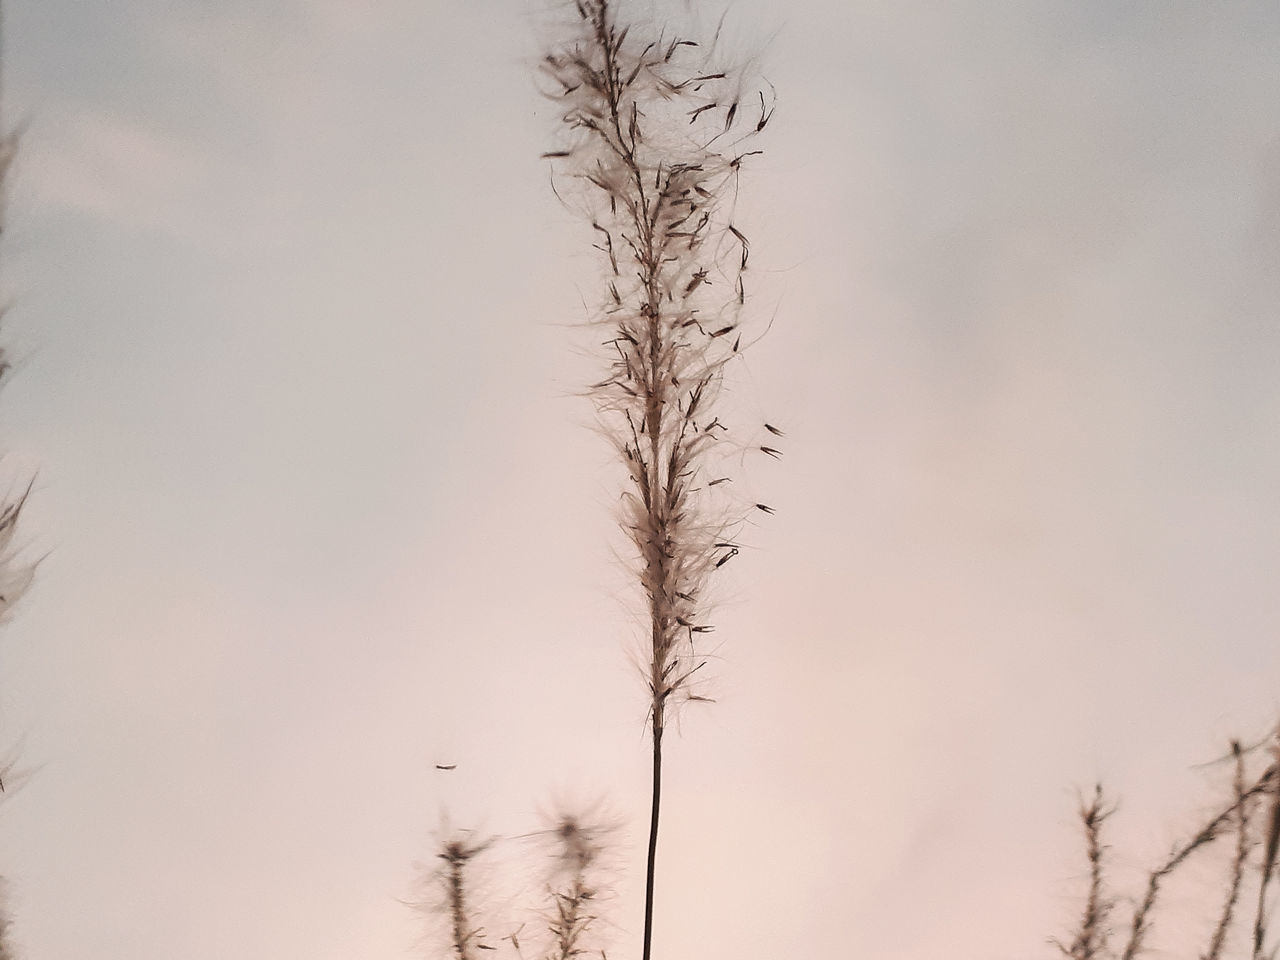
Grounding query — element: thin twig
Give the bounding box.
[1121,763,1277,960]
[1202,741,1252,960]
[1057,785,1114,960]
[1253,734,1280,959]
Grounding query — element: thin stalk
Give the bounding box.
[446,854,473,960]
[1058,785,1113,960]
[1253,737,1280,960]
[643,723,662,960]
[1204,742,1250,960]
[430,835,493,960]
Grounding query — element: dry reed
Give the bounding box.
[539,2,775,957]
[542,813,612,960]
[1204,741,1252,960]
[423,833,497,960]
[1058,733,1280,960]
[1056,785,1115,960]
[414,810,618,960]
[1253,733,1280,959]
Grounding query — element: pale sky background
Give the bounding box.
[0,0,1278,957]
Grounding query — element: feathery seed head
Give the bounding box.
[542,0,776,729]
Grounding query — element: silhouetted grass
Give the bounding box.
[418,810,617,960]
[539,3,775,956]
[1058,731,1280,960]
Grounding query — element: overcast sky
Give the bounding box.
[0,0,1278,958]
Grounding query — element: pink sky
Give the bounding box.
[0,0,1278,957]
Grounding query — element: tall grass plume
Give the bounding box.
[539,2,777,956]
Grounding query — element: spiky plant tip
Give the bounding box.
[1056,784,1115,960]
[413,827,501,960]
[541,808,617,960]
[548,807,620,876]
[438,835,494,866]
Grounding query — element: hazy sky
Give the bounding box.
[0,1,1278,957]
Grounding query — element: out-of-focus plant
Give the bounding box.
[416,810,617,960]
[1056,730,1280,960]
[541,812,613,960]
[415,831,497,960]
[0,17,33,955]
